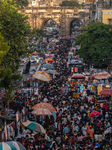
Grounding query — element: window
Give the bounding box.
[108,19,112,24]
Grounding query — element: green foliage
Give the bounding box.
[0,33,9,65]
[0,67,22,103]
[14,0,29,8]
[0,68,22,89]
[29,27,45,43]
[4,86,15,103]
[28,28,45,53]
[81,3,85,6]
[30,27,45,38]
[36,29,45,37]
[0,0,30,104]
[59,1,82,7]
[75,22,112,68]
[0,0,30,72]
[8,0,29,9]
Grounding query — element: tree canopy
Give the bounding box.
[0,33,9,65]
[30,27,45,40]
[0,0,30,72]
[59,1,84,7]
[0,0,29,103]
[75,22,112,68]
[14,0,29,8]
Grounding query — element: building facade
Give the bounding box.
[102,10,112,24]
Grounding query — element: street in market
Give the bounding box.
[0,36,112,150]
[1,0,112,149]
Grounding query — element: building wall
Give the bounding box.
[78,0,85,3]
[105,0,110,5]
[102,9,112,24]
[29,0,78,7]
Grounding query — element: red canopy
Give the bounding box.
[71,74,85,79]
[95,71,111,79]
[44,58,54,62]
[32,102,56,112]
[100,89,112,95]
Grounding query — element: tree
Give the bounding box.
[7,0,28,9]
[59,1,83,7]
[0,0,30,72]
[29,27,45,41]
[29,27,45,43]
[75,22,112,68]
[29,27,45,51]
[0,0,30,96]
[36,29,45,37]
[0,33,9,65]
[0,1,30,141]
[13,0,29,8]
[0,33,9,142]
[0,0,28,115]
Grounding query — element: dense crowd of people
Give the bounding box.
[2,38,112,150]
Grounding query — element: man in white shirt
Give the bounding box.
[82,124,87,136]
[43,96,48,102]
[23,128,29,135]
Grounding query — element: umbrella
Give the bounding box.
[7,142,26,150]
[31,108,53,116]
[33,71,50,82]
[34,71,50,79]
[95,71,111,79]
[32,102,56,112]
[71,74,85,79]
[46,70,59,75]
[89,110,100,118]
[0,142,17,150]
[42,63,54,69]
[22,121,46,134]
[49,54,52,57]
[100,89,112,95]
[44,58,54,62]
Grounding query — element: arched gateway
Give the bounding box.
[21,5,90,37]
